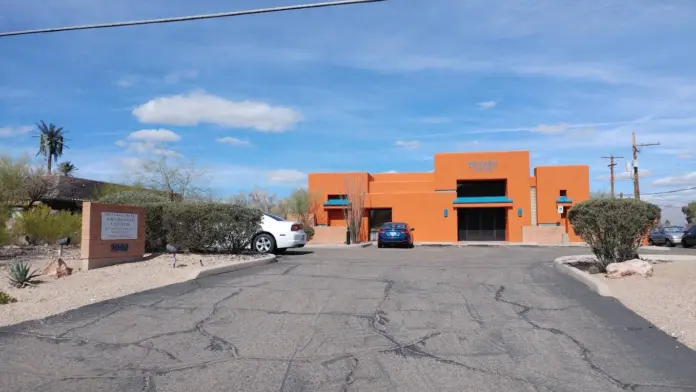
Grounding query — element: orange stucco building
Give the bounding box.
[308,150,590,244]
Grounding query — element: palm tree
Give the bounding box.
[57,161,78,177]
[35,121,68,174]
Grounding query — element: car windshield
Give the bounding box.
[664,226,683,233]
[265,214,285,221]
[383,223,407,230]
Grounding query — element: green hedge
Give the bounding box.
[568,198,661,270]
[97,192,261,253]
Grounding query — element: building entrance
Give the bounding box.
[457,208,507,241]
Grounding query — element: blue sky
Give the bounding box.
[1,0,696,223]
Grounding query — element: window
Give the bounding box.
[456,180,506,198]
[689,226,696,234]
[560,190,567,197]
[327,194,347,200]
[663,226,683,233]
[265,213,285,221]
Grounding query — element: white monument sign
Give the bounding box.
[101,212,138,240]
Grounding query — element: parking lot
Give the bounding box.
[2,246,696,391]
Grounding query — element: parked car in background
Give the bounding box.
[377,222,415,248]
[252,213,307,254]
[648,226,684,247]
[682,225,696,248]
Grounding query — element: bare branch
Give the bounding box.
[342,176,366,243]
[134,156,208,201]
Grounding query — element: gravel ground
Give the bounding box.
[0,249,263,327]
[601,261,696,349]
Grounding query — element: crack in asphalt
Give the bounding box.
[494,285,696,392]
[340,356,359,392]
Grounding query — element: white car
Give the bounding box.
[251,213,307,254]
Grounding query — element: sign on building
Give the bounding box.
[467,160,498,173]
[101,212,138,240]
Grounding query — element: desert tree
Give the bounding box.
[682,202,696,224]
[135,156,209,202]
[35,121,68,174]
[342,176,366,243]
[57,161,78,177]
[285,187,319,227]
[19,164,58,208]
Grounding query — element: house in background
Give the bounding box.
[308,150,590,245]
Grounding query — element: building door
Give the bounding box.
[457,208,506,241]
[368,208,393,241]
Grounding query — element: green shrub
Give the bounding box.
[8,260,41,288]
[98,190,169,206]
[568,198,661,270]
[15,205,81,245]
[0,205,12,246]
[303,225,315,240]
[0,291,17,304]
[163,203,262,253]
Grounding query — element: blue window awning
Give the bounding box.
[556,196,573,203]
[323,199,350,207]
[453,196,513,204]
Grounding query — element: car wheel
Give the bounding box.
[648,238,654,246]
[665,239,674,247]
[253,233,276,254]
[683,240,692,248]
[377,242,383,248]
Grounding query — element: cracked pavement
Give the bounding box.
[2,246,696,391]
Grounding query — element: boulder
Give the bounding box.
[42,258,72,278]
[605,259,653,279]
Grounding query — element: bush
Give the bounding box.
[163,203,262,253]
[15,205,81,245]
[568,198,661,270]
[0,291,17,304]
[303,225,315,240]
[98,190,169,206]
[0,205,12,246]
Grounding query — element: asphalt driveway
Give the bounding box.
[2,246,696,391]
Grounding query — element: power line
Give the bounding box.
[642,186,696,196]
[0,0,386,38]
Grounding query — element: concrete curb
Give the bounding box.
[640,254,696,262]
[188,254,277,280]
[305,242,373,249]
[553,260,613,297]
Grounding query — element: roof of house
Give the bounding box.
[50,176,119,202]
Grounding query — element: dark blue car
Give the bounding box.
[377,222,415,248]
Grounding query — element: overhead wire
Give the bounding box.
[0,0,386,37]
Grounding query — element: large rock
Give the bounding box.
[605,259,653,279]
[42,258,72,278]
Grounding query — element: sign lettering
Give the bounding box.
[111,243,129,252]
[101,212,138,240]
[467,160,498,173]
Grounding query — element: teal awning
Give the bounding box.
[556,196,573,203]
[323,199,349,207]
[453,196,513,204]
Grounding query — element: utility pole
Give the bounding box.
[602,155,624,198]
[632,132,659,200]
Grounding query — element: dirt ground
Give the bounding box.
[602,261,696,349]
[0,246,264,327]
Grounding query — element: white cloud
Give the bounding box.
[384,170,398,173]
[395,140,421,149]
[132,90,303,132]
[596,169,649,181]
[127,129,181,143]
[0,125,32,137]
[652,172,696,187]
[163,69,198,85]
[679,152,694,159]
[477,101,497,109]
[265,169,307,185]
[114,140,127,147]
[533,123,570,134]
[216,137,251,147]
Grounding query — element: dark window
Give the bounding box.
[265,213,285,221]
[369,209,392,229]
[689,226,696,234]
[560,190,567,197]
[456,180,506,198]
[328,194,347,200]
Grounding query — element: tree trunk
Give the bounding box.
[47,155,52,174]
